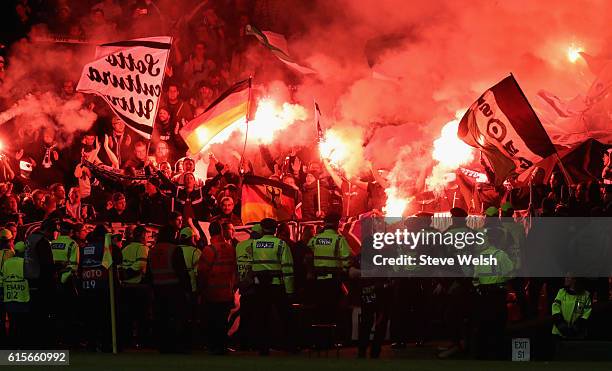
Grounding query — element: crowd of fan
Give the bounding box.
[0,0,333,228]
[0,0,610,361]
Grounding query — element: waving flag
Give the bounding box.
[180,79,251,154]
[77,37,171,138]
[458,75,557,185]
[241,175,299,224]
[245,24,316,75]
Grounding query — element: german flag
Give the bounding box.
[241,175,300,224]
[180,79,251,154]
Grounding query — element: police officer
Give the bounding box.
[51,221,80,285]
[148,226,191,353]
[2,234,29,347]
[119,225,150,348]
[24,218,60,348]
[251,218,294,355]
[78,225,113,352]
[50,221,80,345]
[0,229,15,345]
[308,212,350,325]
[471,226,514,359]
[178,227,201,294]
[235,223,262,350]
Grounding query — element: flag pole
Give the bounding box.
[554,153,573,188]
[240,77,253,174]
[317,179,321,216]
[108,261,118,354]
[147,37,173,161]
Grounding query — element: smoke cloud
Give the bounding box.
[2,0,610,199]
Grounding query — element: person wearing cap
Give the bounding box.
[308,212,351,325]
[50,221,80,285]
[0,228,15,344]
[24,218,59,347]
[234,223,262,350]
[2,230,30,347]
[119,226,149,285]
[50,221,80,346]
[471,226,514,359]
[198,221,236,355]
[178,227,201,294]
[250,218,294,355]
[119,225,150,349]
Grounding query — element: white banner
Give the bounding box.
[77,36,172,138]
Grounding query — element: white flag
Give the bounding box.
[77,36,172,138]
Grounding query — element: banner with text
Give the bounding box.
[77,36,172,138]
[458,75,557,185]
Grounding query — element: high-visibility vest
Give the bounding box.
[179,244,201,292]
[51,235,80,284]
[473,246,514,286]
[200,238,236,302]
[3,257,30,303]
[308,229,350,280]
[251,235,294,294]
[0,249,15,285]
[120,242,149,284]
[552,288,592,336]
[79,239,111,291]
[149,242,179,285]
[235,239,253,282]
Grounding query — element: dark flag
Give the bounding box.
[241,175,300,224]
[458,75,557,185]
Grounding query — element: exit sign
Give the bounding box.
[512,338,530,361]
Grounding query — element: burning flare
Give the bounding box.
[432,118,474,168]
[383,186,412,217]
[566,44,583,63]
[319,129,350,167]
[208,98,307,147]
[426,116,474,191]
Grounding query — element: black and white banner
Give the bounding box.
[77,36,172,138]
[458,75,557,185]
